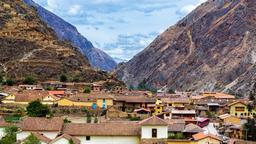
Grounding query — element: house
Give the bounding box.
[50,134,81,144]
[57,93,114,108]
[48,91,65,98]
[161,97,190,110]
[2,90,59,105]
[170,109,196,119]
[114,96,155,113]
[92,84,103,92]
[134,108,151,119]
[192,132,222,144]
[18,85,43,90]
[154,99,164,115]
[192,92,236,107]
[139,116,169,144]
[228,101,256,118]
[17,117,64,141]
[112,86,127,94]
[219,114,241,125]
[63,122,140,144]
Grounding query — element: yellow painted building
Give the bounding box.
[57,95,113,108]
[229,101,256,118]
[57,98,93,107]
[153,99,163,115]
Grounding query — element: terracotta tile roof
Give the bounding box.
[74,92,114,99]
[183,123,204,133]
[192,132,221,141]
[115,96,155,103]
[228,101,247,107]
[139,116,168,126]
[161,97,190,104]
[0,121,12,127]
[193,92,235,100]
[48,91,65,95]
[32,132,51,143]
[19,117,63,131]
[63,122,140,136]
[171,109,196,114]
[134,108,150,113]
[50,134,80,144]
[165,119,185,132]
[15,90,50,102]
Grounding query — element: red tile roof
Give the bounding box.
[63,122,140,136]
[19,117,63,131]
[50,134,80,144]
[139,116,168,126]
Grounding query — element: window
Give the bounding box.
[86,136,91,141]
[152,129,157,138]
[235,107,245,112]
[235,113,237,116]
[166,113,170,117]
[157,107,160,109]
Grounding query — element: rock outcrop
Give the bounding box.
[116,0,256,96]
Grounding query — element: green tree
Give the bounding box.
[168,88,175,94]
[0,126,18,144]
[5,125,18,136]
[243,118,256,141]
[23,134,40,144]
[83,86,91,93]
[69,139,74,144]
[5,79,14,86]
[23,76,36,85]
[94,117,98,123]
[60,74,68,82]
[0,74,3,84]
[26,100,50,117]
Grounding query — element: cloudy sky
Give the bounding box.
[33,0,206,62]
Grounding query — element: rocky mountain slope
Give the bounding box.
[116,0,256,96]
[23,0,117,72]
[0,0,109,82]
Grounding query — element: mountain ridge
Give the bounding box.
[115,0,256,96]
[23,0,117,72]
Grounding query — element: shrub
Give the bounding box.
[83,86,91,93]
[23,76,36,85]
[5,79,14,86]
[23,134,40,144]
[60,74,67,82]
[26,100,50,117]
[94,117,98,123]
[64,118,71,123]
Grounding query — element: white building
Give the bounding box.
[17,117,63,141]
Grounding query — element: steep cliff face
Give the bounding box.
[23,0,117,72]
[0,0,109,82]
[116,0,256,96]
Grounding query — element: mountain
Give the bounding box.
[0,0,110,82]
[23,0,117,72]
[115,0,256,96]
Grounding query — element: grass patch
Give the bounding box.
[4,116,21,123]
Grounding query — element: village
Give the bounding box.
[0,80,254,144]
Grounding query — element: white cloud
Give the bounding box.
[179,0,207,15]
[68,5,82,16]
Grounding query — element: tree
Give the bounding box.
[0,126,18,144]
[26,100,50,117]
[94,117,98,123]
[60,74,68,82]
[5,79,14,86]
[0,74,3,84]
[69,139,74,144]
[168,88,175,94]
[23,134,40,144]
[83,86,91,93]
[243,118,256,141]
[23,76,36,85]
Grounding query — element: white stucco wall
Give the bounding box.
[141,126,168,139]
[77,136,140,144]
[51,138,69,144]
[17,131,58,141]
[0,128,6,139]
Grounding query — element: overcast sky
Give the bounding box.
[33,0,206,62]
